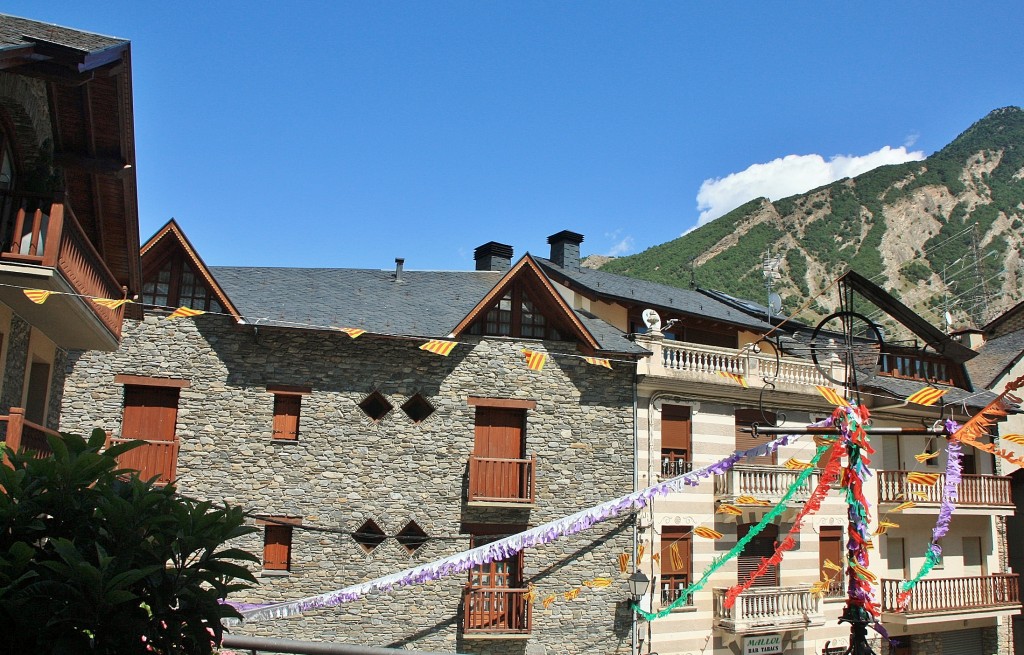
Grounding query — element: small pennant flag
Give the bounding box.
[865,539,874,551]
[91,297,131,309]
[810,580,829,596]
[419,340,457,356]
[813,434,837,447]
[907,471,941,486]
[816,385,849,407]
[784,457,813,470]
[736,495,772,506]
[584,356,612,369]
[335,327,366,339]
[167,306,205,320]
[874,520,899,536]
[542,595,556,609]
[522,349,548,371]
[1003,434,1024,445]
[694,526,723,540]
[906,387,948,406]
[670,542,685,569]
[717,504,743,516]
[524,585,537,604]
[823,558,842,572]
[618,552,629,573]
[584,578,613,588]
[652,553,661,564]
[914,451,940,463]
[852,564,877,583]
[23,289,52,304]
[893,501,917,512]
[910,491,929,500]
[635,544,645,566]
[716,371,749,388]
[564,588,581,601]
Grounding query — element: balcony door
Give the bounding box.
[465,530,526,632]
[119,385,181,483]
[738,522,779,586]
[661,405,691,477]
[473,407,526,499]
[735,409,778,466]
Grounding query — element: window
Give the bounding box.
[116,381,184,484]
[735,409,778,466]
[819,526,845,598]
[467,281,564,340]
[469,404,533,503]
[401,394,435,423]
[359,391,393,421]
[660,526,693,606]
[395,521,428,554]
[661,405,691,477]
[272,394,300,440]
[258,517,299,571]
[352,519,387,553]
[738,522,779,587]
[141,254,224,311]
[463,526,530,634]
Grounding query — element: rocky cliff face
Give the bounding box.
[596,107,1024,329]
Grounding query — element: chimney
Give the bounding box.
[547,230,584,270]
[394,258,404,281]
[474,241,513,272]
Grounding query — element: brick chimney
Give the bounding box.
[547,230,584,270]
[474,241,513,272]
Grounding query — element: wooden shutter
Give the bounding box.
[474,408,525,458]
[735,409,777,465]
[121,385,180,483]
[263,524,292,571]
[661,405,692,477]
[819,526,844,595]
[737,522,778,586]
[273,394,301,440]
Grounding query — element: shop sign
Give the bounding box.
[743,634,782,655]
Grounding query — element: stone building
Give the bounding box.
[0,14,140,450]
[61,221,646,654]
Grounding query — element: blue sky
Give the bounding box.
[7,2,1024,270]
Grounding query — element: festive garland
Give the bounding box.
[837,404,880,619]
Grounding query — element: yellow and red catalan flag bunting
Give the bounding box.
[522,349,548,371]
[652,553,661,565]
[716,371,749,388]
[907,471,941,486]
[910,491,929,500]
[564,588,582,601]
[810,580,829,595]
[618,552,629,573]
[813,434,837,447]
[717,504,743,516]
[23,289,52,304]
[816,385,849,407]
[335,327,366,339]
[635,544,645,566]
[584,356,612,369]
[542,595,556,609]
[91,297,132,310]
[906,387,948,406]
[914,451,940,463]
[693,526,723,540]
[784,457,813,470]
[853,564,877,583]
[823,558,842,572]
[874,520,899,536]
[1003,434,1024,446]
[524,585,537,604]
[419,340,457,356]
[167,306,205,320]
[670,542,685,569]
[584,578,613,588]
[893,501,917,512]
[736,495,772,506]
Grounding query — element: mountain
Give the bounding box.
[595,107,1024,330]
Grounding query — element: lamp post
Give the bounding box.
[627,570,651,655]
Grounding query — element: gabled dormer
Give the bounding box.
[138,220,239,317]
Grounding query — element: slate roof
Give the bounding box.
[858,373,999,410]
[209,266,648,355]
[966,330,1024,390]
[535,259,775,332]
[0,14,128,57]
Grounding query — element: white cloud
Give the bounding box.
[607,235,635,256]
[694,145,926,226]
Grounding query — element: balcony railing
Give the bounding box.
[468,454,536,504]
[661,574,694,607]
[877,470,1013,508]
[881,574,1020,615]
[713,586,824,634]
[107,436,179,485]
[637,337,835,393]
[661,449,691,477]
[0,191,125,340]
[463,587,532,635]
[715,465,819,504]
[0,407,57,461]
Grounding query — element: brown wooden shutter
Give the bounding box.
[661,405,691,476]
[121,385,180,483]
[263,525,292,570]
[819,526,844,596]
[474,408,525,458]
[272,394,301,440]
[735,409,777,465]
[737,522,778,586]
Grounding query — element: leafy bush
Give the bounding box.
[902,260,932,283]
[0,430,258,654]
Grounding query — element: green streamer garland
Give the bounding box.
[633,442,829,620]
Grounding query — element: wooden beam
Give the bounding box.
[53,151,132,177]
[9,61,94,85]
[82,84,106,261]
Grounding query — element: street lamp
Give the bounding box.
[627,570,651,604]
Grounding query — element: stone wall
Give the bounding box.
[61,313,637,654]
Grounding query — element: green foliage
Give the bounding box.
[785,249,810,295]
[902,260,932,284]
[0,430,258,654]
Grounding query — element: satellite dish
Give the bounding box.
[944,311,954,329]
[641,308,662,331]
[768,293,782,315]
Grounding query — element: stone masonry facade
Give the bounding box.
[60,313,637,655]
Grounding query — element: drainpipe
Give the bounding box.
[631,369,640,655]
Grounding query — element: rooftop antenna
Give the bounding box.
[762,248,783,322]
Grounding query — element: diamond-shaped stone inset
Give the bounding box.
[395,521,428,554]
[401,394,435,423]
[352,519,387,553]
[359,391,393,421]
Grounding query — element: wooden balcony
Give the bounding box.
[636,337,837,396]
[468,454,536,506]
[713,586,824,634]
[881,574,1021,625]
[715,465,819,506]
[0,407,57,461]
[462,587,532,637]
[107,436,179,485]
[0,191,125,350]
[877,470,1014,514]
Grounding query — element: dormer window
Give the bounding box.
[467,282,564,340]
[142,255,223,312]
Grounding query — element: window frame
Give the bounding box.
[257,516,301,572]
[267,385,310,441]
